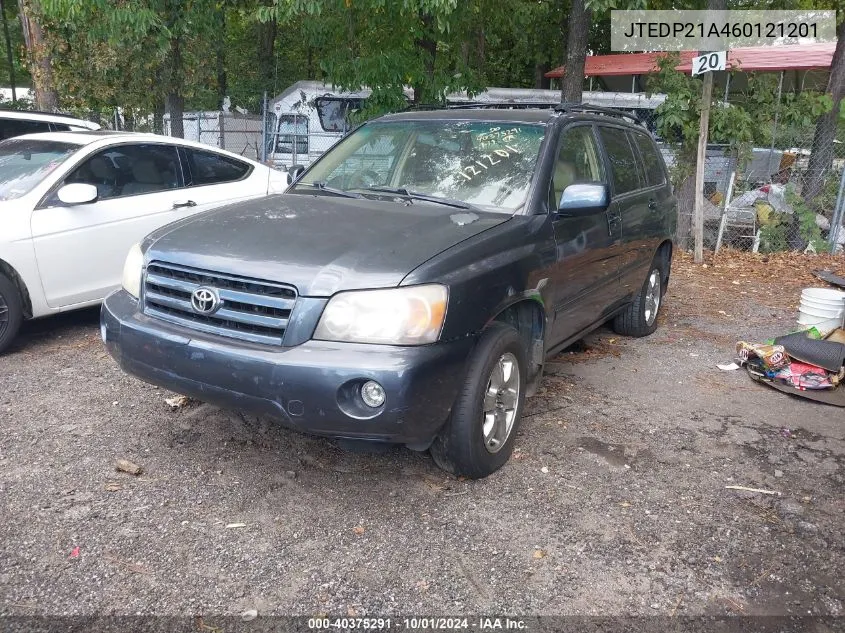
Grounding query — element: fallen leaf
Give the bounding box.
[532,549,547,559]
[69,546,80,559]
[714,556,723,562]
[352,526,366,536]
[619,501,632,507]
[415,580,430,591]
[115,459,143,476]
[104,482,122,492]
[165,395,193,409]
[225,523,246,529]
[347,606,358,617]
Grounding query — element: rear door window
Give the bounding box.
[598,126,641,195]
[631,132,666,187]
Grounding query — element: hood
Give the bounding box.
[144,192,509,296]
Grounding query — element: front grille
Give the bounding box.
[142,262,297,346]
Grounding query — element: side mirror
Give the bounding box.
[287,164,305,183]
[57,183,98,205]
[557,183,609,216]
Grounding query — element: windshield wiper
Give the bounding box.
[360,186,478,211]
[297,181,362,198]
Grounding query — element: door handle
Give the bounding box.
[647,198,657,210]
[173,200,197,209]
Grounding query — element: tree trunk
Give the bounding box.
[153,97,165,135]
[167,34,184,138]
[18,0,57,110]
[413,11,437,104]
[256,13,277,91]
[216,7,227,110]
[0,0,16,102]
[802,21,845,203]
[167,92,184,138]
[560,0,590,103]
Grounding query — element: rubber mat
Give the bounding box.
[773,331,845,372]
[746,357,845,407]
[814,269,845,289]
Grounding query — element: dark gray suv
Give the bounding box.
[101,103,676,478]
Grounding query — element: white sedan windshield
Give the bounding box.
[299,120,546,212]
[0,139,79,200]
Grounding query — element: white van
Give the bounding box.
[266,82,667,170]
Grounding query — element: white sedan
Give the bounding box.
[0,131,289,353]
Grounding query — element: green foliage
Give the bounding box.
[785,184,827,250]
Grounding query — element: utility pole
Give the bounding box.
[692,0,726,263]
[693,72,713,263]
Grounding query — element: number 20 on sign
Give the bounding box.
[692,51,727,75]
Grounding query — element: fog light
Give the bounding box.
[361,380,386,408]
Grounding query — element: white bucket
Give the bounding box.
[799,301,844,319]
[798,287,845,332]
[801,287,845,304]
[800,296,844,312]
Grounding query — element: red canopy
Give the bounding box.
[545,42,836,78]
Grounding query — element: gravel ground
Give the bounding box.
[1,256,843,624]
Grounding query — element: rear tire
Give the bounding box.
[430,323,527,479]
[613,262,663,338]
[0,273,23,355]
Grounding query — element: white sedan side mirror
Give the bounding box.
[57,183,98,205]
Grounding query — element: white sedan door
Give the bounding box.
[31,143,195,308]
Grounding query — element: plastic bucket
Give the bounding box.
[800,296,845,312]
[798,287,845,333]
[798,301,844,319]
[801,287,845,304]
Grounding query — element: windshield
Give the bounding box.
[0,139,79,200]
[296,119,546,212]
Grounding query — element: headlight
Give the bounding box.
[121,243,144,299]
[314,284,448,345]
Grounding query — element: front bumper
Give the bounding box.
[101,290,475,446]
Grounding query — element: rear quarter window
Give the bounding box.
[598,126,641,195]
[184,148,252,186]
[631,132,666,187]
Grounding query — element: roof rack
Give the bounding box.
[402,100,646,126]
[446,101,559,110]
[404,101,558,112]
[554,102,643,125]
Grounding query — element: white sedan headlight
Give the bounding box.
[121,243,144,299]
[314,285,448,345]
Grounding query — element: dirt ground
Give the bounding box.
[1,252,844,625]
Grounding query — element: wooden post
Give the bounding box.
[693,71,714,264]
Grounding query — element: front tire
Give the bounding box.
[613,263,662,338]
[0,273,23,355]
[430,323,527,479]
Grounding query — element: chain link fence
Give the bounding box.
[633,107,845,256]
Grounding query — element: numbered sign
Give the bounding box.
[692,51,727,76]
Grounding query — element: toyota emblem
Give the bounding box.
[191,287,220,315]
